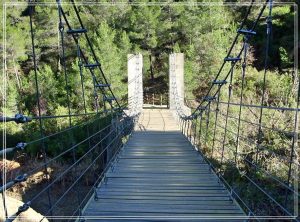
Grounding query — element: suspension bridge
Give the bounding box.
[1,0,298,221]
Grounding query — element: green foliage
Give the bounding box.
[93,21,126,99]
[0,2,296,217]
[1,3,295,175]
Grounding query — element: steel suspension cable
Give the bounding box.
[255,0,273,167]
[232,34,249,167]
[211,87,222,159]
[197,113,204,148]
[204,102,211,149]
[29,3,53,217]
[57,1,83,215]
[75,38,93,170]
[2,112,105,154]
[77,42,87,114]
[192,0,269,118]
[58,8,111,112]
[191,0,256,116]
[70,0,124,113]
[220,60,236,164]
[39,127,126,221]
[57,0,72,127]
[284,2,299,207]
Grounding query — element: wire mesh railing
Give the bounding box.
[1,0,141,221]
[173,0,299,220]
[143,93,169,107]
[2,0,298,221]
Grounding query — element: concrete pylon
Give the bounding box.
[128,54,143,114]
[169,53,191,116]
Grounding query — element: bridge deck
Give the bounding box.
[83,109,245,221]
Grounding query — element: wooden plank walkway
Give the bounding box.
[83,109,245,221]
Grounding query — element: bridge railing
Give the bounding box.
[173,0,298,220]
[1,1,140,221]
[1,111,136,221]
[143,93,169,108]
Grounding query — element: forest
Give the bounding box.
[0,0,298,219]
[2,1,296,146]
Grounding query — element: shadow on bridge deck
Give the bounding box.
[82,109,246,221]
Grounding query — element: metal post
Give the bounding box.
[205,102,211,148]
[152,93,154,106]
[211,91,221,158]
[198,113,204,149]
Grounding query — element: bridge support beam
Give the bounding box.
[169,53,191,116]
[128,54,143,114]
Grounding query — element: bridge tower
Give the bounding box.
[127,54,143,114]
[169,53,191,115]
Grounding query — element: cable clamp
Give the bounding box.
[266,16,272,24]
[66,28,87,35]
[104,97,116,102]
[59,22,64,32]
[15,142,27,150]
[84,63,101,69]
[15,114,31,124]
[190,114,198,119]
[96,84,110,88]
[237,29,256,36]
[17,201,31,213]
[204,96,216,102]
[14,174,28,183]
[224,57,241,62]
[94,187,99,201]
[213,80,227,85]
